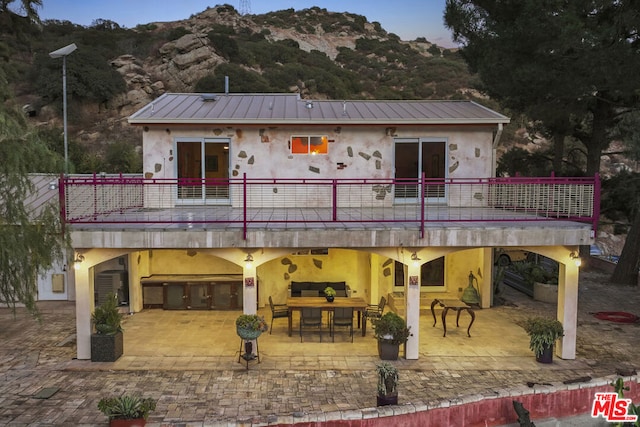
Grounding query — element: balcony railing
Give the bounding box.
[60,173,600,239]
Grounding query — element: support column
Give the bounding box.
[243,264,257,315]
[556,261,579,359]
[74,265,93,360]
[369,253,380,304]
[404,262,421,360]
[481,248,493,308]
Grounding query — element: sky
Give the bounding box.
[36,0,457,47]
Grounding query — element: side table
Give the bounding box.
[430,298,475,337]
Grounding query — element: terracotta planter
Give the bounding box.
[377,341,400,360]
[109,419,146,427]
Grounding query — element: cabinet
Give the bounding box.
[141,275,244,310]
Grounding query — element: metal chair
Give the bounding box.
[268,296,288,334]
[300,307,323,342]
[332,307,354,342]
[364,296,386,323]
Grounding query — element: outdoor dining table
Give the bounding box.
[286,297,369,337]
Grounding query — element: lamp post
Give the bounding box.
[49,43,77,175]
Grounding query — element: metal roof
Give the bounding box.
[128,93,510,126]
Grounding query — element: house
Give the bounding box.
[64,93,596,361]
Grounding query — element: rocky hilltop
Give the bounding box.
[106,6,447,119]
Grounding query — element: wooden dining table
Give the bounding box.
[286,297,369,337]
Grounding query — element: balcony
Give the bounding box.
[60,174,599,243]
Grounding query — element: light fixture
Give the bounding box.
[244,253,254,269]
[570,252,581,267]
[411,252,421,267]
[49,43,77,175]
[73,253,85,270]
[48,181,59,190]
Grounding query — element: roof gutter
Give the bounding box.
[492,122,504,149]
[128,118,510,126]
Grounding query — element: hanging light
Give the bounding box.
[73,254,85,270]
[244,253,254,269]
[570,252,581,267]
[411,252,421,267]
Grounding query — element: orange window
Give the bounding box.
[291,136,328,154]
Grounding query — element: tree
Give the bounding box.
[444,0,640,177]
[606,112,640,285]
[0,103,67,315]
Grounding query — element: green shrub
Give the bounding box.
[373,312,411,345]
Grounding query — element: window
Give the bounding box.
[291,135,328,155]
[394,257,445,287]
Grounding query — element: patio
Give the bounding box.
[2,270,638,426]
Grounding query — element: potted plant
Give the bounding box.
[235,314,268,340]
[522,316,564,363]
[98,394,157,427]
[511,260,558,303]
[323,286,336,302]
[373,312,411,360]
[376,362,399,406]
[91,292,124,362]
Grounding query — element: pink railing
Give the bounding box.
[60,173,600,239]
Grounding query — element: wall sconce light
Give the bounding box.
[570,252,581,267]
[48,181,59,190]
[244,253,254,269]
[73,254,85,270]
[411,252,421,267]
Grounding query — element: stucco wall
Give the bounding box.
[141,124,495,209]
[257,249,372,307]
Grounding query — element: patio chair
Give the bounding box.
[364,296,386,323]
[332,307,354,342]
[268,296,289,335]
[300,307,323,342]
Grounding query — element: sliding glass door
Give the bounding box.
[176,138,230,204]
[394,139,446,203]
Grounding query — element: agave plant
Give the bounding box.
[98,395,157,420]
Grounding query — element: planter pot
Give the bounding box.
[377,393,398,406]
[237,327,262,341]
[536,343,554,364]
[109,419,146,427]
[378,341,400,360]
[91,331,123,362]
[325,296,334,302]
[533,282,557,303]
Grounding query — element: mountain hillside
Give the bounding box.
[2,4,482,165]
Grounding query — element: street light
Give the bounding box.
[49,43,77,175]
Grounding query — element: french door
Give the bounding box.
[176,138,230,204]
[394,139,446,203]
